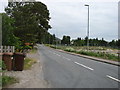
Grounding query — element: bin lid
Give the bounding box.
[3,53,13,56]
[14,52,26,57]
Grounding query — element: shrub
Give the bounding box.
[50,45,56,49]
[24,45,32,49]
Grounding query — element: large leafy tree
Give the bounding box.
[5,1,51,44]
[2,13,21,47]
[61,35,71,45]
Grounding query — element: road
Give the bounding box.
[38,44,119,88]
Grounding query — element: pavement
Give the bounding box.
[38,44,120,88]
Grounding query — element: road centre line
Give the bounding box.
[62,57,71,61]
[106,75,120,83]
[74,62,94,71]
[56,53,61,56]
[50,51,71,61]
[53,52,61,56]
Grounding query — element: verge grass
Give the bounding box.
[48,45,119,62]
[0,60,18,87]
[29,48,37,54]
[24,58,37,70]
[2,76,18,87]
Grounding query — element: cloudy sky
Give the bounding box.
[1,0,119,41]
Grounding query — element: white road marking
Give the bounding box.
[49,51,52,53]
[106,75,120,83]
[74,62,94,71]
[62,57,71,61]
[56,54,61,56]
[53,53,61,56]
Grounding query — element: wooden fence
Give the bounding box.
[0,46,15,53]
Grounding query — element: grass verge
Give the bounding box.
[47,45,119,62]
[2,76,18,87]
[0,60,18,87]
[24,58,37,70]
[29,48,37,54]
[76,51,119,61]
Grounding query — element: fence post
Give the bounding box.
[0,46,1,53]
[13,46,15,53]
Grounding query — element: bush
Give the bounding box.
[50,45,56,48]
[24,45,32,49]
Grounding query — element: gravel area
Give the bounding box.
[3,51,51,88]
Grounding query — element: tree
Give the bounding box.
[84,36,88,46]
[61,35,71,45]
[5,2,51,44]
[2,13,21,47]
[116,39,120,49]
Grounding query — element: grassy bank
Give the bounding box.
[47,45,119,62]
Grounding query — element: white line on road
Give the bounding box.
[53,53,61,56]
[49,51,52,53]
[106,75,120,83]
[56,54,61,56]
[53,53,56,54]
[74,62,94,71]
[62,57,71,61]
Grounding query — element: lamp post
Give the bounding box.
[85,4,89,50]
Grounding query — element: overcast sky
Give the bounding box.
[0,0,119,41]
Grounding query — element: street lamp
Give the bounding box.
[85,4,89,50]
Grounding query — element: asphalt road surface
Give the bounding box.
[38,44,120,88]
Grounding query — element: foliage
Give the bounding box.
[24,45,32,50]
[61,35,71,45]
[72,37,120,49]
[49,45,57,49]
[39,33,59,44]
[5,1,51,44]
[0,60,6,71]
[1,13,21,48]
